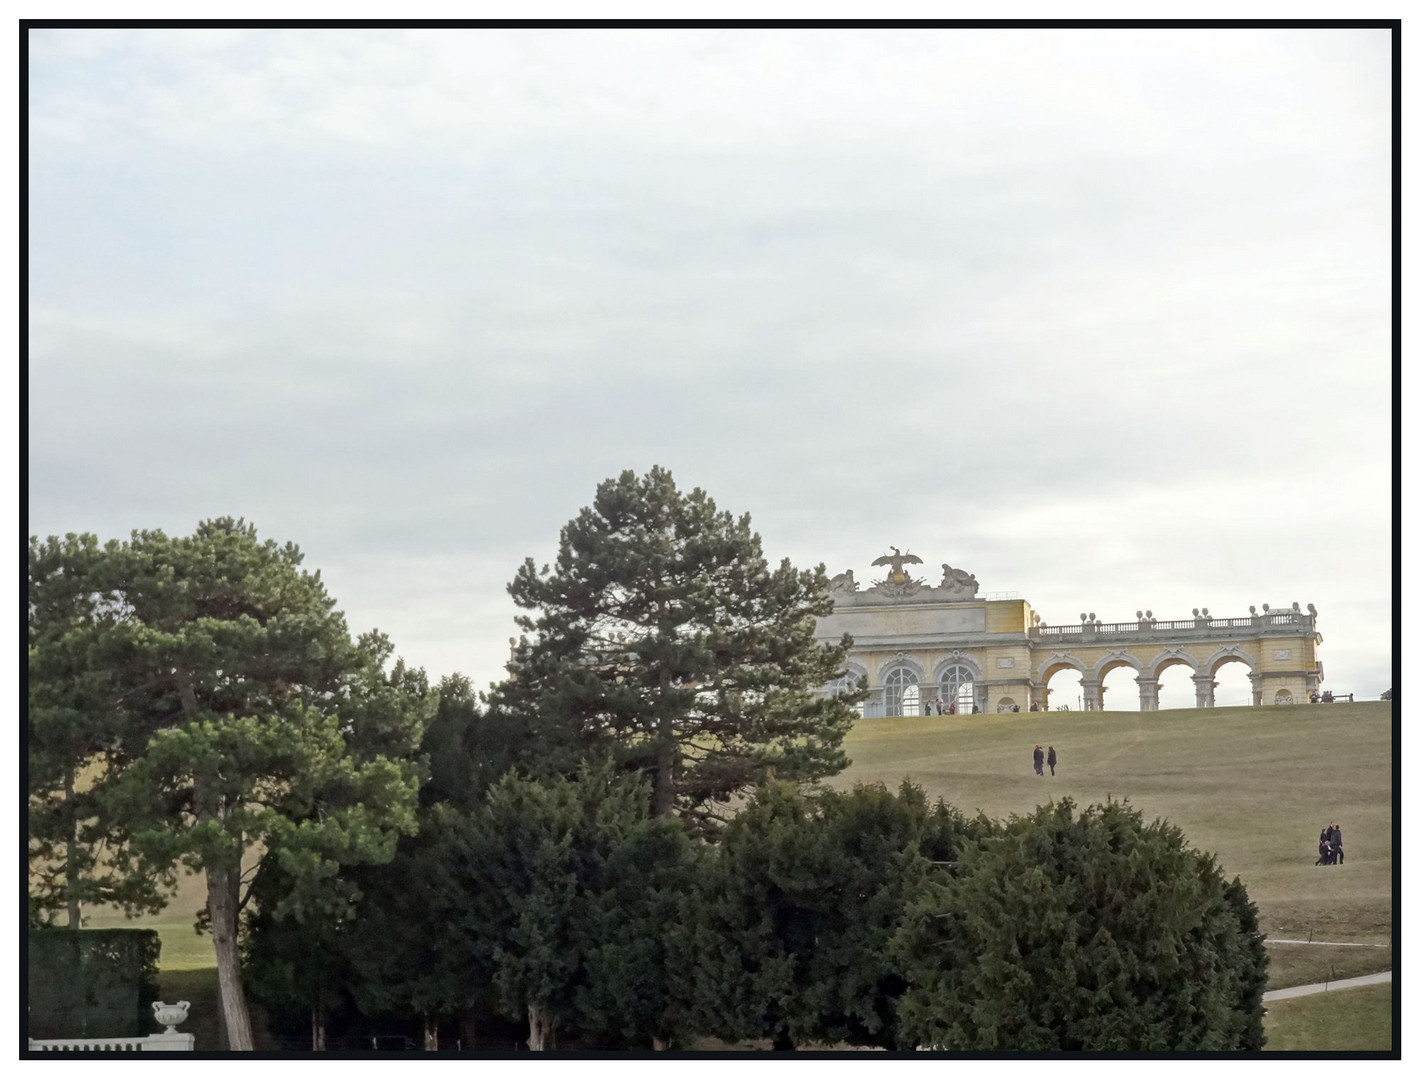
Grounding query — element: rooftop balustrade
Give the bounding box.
[1031,610,1316,640]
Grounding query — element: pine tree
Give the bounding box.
[28,533,170,926]
[65,518,431,1050]
[489,466,861,833]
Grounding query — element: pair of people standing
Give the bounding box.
[1032,744,1057,776]
[1315,821,1344,865]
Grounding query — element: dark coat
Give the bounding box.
[1033,747,1044,766]
[1046,747,1057,767]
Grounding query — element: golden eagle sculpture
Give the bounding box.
[871,546,924,585]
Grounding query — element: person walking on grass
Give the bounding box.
[1328,821,1344,865]
[1033,744,1044,776]
[1047,745,1057,776]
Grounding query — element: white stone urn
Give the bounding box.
[152,1000,190,1034]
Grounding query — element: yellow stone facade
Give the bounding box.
[815,557,1322,713]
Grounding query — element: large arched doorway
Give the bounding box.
[938,663,976,714]
[883,665,922,716]
[1155,659,1198,710]
[826,669,868,717]
[1043,664,1084,711]
[1099,660,1142,711]
[1211,657,1254,707]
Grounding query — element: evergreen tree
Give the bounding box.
[692,781,978,1050]
[489,466,861,832]
[241,853,359,1051]
[339,803,478,1050]
[893,798,1269,1051]
[244,672,492,1051]
[458,763,700,1050]
[28,533,169,925]
[71,518,431,1050]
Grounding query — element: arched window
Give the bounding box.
[826,671,866,717]
[1274,689,1294,705]
[940,664,975,713]
[883,666,921,716]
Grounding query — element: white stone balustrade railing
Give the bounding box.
[27,1001,194,1052]
[1032,613,1315,638]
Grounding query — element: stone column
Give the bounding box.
[1249,673,1263,707]
[1080,679,1103,711]
[1136,676,1160,712]
[1192,674,1216,708]
[1030,683,1050,711]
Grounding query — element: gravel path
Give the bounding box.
[1262,970,1391,1001]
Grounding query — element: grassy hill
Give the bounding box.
[833,700,1393,943]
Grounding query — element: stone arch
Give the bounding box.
[1147,649,1200,680]
[933,655,982,684]
[1274,689,1294,705]
[879,658,927,717]
[877,655,928,683]
[824,661,870,704]
[1092,651,1144,680]
[829,660,870,689]
[1203,645,1256,677]
[1035,653,1087,683]
[933,657,981,715]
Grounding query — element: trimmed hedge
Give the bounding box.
[28,929,162,1039]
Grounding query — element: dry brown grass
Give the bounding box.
[834,700,1393,944]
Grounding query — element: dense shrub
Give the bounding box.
[28,928,161,1039]
[893,798,1269,1051]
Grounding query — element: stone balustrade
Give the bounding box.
[27,1001,194,1052]
[1032,611,1315,643]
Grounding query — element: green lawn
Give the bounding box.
[1263,983,1393,1051]
[834,701,1393,943]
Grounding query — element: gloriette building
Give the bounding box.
[815,550,1323,714]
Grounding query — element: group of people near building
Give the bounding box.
[929,698,981,715]
[1308,690,1351,704]
[1315,821,1344,865]
[1032,744,1058,776]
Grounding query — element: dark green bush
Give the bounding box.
[28,928,161,1039]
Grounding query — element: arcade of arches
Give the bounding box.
[816,555,1323,717]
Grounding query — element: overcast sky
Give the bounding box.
[27,27,1393,708]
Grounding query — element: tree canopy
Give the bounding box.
[893,798,1269,1051]
[29,518,432,1050]
[489,466,861,832]
[692,780,982,1050]
[457,763,701,1050]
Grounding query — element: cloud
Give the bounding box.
[27,28,1392,696]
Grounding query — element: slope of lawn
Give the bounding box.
[834,701,1392,945]
[1263,983,1393,1052]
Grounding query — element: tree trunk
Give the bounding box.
[652,1035,668,1051]
[423,1015,438,1051]
[527,1002,550,1051]
[206,860,254,1050]
[459,1006,477,1051]
[653,737,676,816]
[64,767,80,929]
[311,1003,326,1051]
[654,666,676,816]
